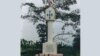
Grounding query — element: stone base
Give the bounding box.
[43,42,57,54]
[35,54,63,56]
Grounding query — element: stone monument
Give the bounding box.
[36,0,63,56]
[43,6,57,54]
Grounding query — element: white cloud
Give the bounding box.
[21,19,40,42]
[21,5,29,16]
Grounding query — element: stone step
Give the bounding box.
[35,54,63,56]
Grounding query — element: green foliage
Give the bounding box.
[21,39,42,56]
[21,37,80,56]
[57,42,80,56]
[36,24,47,43]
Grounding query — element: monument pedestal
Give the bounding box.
[35,42,63,56]
[43,42,57,54]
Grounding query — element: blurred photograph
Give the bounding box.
[20,0,80,56]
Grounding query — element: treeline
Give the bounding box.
[21,37,80,56]
[21,39,42,56]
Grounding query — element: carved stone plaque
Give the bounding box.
[45,44,54,52]
[43,42,57,54]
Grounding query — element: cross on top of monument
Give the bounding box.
[47,10,53,19]
[45,7,56,20]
